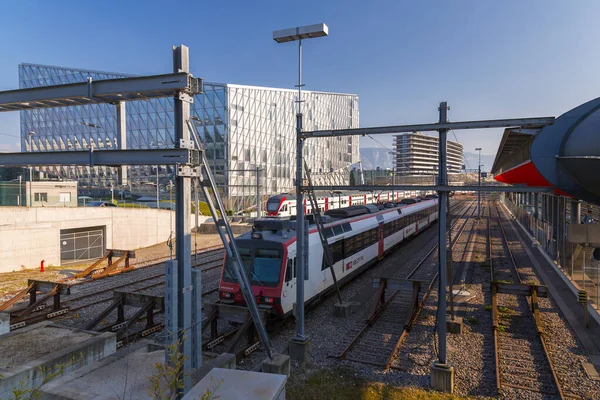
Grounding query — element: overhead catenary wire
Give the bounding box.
[450,129,472,171]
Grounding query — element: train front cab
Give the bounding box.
[219,238,291,316]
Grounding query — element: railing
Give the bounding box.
[502,195,600,310]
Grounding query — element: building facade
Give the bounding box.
[393,132,463,176]
[19,64,359,211]
[0,180,77,207]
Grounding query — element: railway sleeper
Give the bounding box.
[85,291,164,334]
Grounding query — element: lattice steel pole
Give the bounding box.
[172,45,193,394]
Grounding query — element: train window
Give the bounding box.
[344,236,355,256]
[293,258,297,278]
[331,241,343,263]
[342,223,352,232]
[333,225,343,235]
[355,233,364,250]
[253,249,282,286]
[324,227,334,239]
[370,228,377,244]
[285,259,293,282]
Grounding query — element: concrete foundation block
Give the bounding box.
[446,316,464,334]
[0,313,9,336]
[262,354,290,376]
[334,301,361,317]
[430,362,454,393]
[0,322,116,400]
[184,368,287,400]
[289,337,311,364]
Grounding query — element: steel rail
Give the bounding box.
[492,203,565,399]
[7,252,224,329]
[339,199,478,365]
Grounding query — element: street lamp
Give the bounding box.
[273,23,328,355]
[475,147,482,218]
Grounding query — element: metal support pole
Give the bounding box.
[194,178,199,263]
[437,101,448,365]
[172,45,193,394]
[256,167,261,218]
[295,38,307,341]
[116,102,128,186]
[156,166,160,209]
[477,149,481,219]
[534,192,539,219]
[18,175,22,206]
[571,199,581,224]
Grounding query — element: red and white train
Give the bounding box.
[265,190,430,217]
[219,196,439,317]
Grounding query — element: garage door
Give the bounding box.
[60,226,105,261]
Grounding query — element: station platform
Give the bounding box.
[504,202,600,375]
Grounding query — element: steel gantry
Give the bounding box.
[0,45,272,397]
[297,102,555,392]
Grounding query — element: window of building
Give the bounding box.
[59,192,71,202]
[34,192,48,202]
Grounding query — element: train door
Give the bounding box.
[282,249,298,314]
[378,223,384,258]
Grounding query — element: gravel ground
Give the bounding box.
[219,199,485,390]
[497,203,600,399]
[218,196,600,400]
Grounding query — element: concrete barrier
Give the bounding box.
[0,207,186,272]
[0,322,116,399]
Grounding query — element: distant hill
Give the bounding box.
[358,147,395,170]
[358,147,495,173]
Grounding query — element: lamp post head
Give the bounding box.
[273,23,328,43]
[475,147,482,151]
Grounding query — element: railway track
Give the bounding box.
[490,202,566,399]
[203,198,477,365]
[6,247,225,330]
[337,199,478,367]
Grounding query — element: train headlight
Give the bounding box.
[261,297,274,304]
[251,232,263,240]
[220,291,233,299]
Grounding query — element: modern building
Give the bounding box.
[393,132,463,176]
[0,180,77,207]
[19,64,360,211]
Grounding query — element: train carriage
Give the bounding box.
[265,191,432,217]
[219,198,438,317]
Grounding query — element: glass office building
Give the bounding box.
[19,64,359,210]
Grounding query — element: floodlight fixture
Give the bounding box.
[273,23,328,43]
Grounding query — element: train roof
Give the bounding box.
[237,199,437,246]
[267,191,398,201]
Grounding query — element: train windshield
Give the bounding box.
[266,198,281,212]
[223,247,283,287]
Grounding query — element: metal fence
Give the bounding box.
[502,193,600,310]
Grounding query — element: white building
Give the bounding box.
[393,132,463,176]
[19,64,360,211]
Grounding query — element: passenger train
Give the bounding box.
[265,191,430,217]
[219,197,439,317]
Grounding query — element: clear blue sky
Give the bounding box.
[0,0,599,163]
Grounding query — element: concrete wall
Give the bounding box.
[0,207,201,272]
